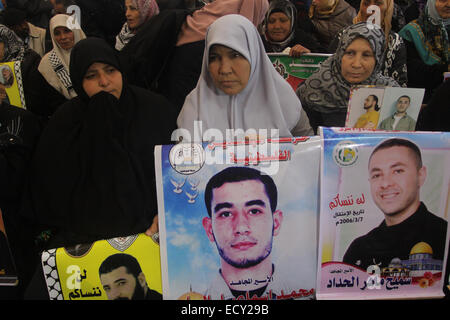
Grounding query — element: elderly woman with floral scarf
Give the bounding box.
[399,0,450,102]
[115,0,160,51]
[296,22,399,133]
[329,0,408,87]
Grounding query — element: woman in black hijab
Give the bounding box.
[29,37,177,249]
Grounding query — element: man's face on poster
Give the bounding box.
[100,266,146,300]
[203,179,282,269]
[364,95,376,110]
[396,96,410,114]
[368,146,426,219]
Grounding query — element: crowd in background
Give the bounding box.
[0,0,448,299]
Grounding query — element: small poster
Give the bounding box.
[268,53,331,91]
[155,136,321,300]
[0,61,26,109]
[345,86,425,131]
[41,233,162,300]
[0,210,18,286]
[317,127,450,299]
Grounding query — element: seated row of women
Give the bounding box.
[0,0,448,298]
[1,0,448,119]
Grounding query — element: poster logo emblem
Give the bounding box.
[169,143,205,175]
[333,141,359,167]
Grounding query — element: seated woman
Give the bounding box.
[297,22,399,133]
[28,37,177,249]
[261,0,326,56]
[0,25,43,111]
[399,0,449,103]
[176,14,313,142]
[115,0,160,51]
[329,0,408,87]
[308,0,356,51]
[157,0,269,112]
[37,14,86,103]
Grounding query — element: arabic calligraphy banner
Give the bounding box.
[267,53,331,91]
[41,233,162,300]
[155,137,321,300]
[317,128,450,299]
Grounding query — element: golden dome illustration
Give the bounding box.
[178,291,205,300]
[178,285,205,300]
[410,242,433,255]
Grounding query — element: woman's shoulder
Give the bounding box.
[398,20,423,40]
[129,84,172,103]
[334,0,357,17]
[37,51,53,71]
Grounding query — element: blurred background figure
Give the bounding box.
[2,7,49,57]
[399,0,449,103]
[308,0,356,51]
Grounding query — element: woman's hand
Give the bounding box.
[289,44,311,57]
[145,215,159,243]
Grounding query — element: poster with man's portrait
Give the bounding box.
[0,61,26,109]
[317,127,450,300]
[345,86,424,131]
[41,234,162,300]
[155,136,321,300]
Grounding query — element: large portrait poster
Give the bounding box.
[0,61,26,109]
[317,127,450,299]
[41,234,162,300]
[155,137,321,300]
[268,53,331,91]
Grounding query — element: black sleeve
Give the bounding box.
[404,39,447,91]
[0,105,42,209]
[415,79,450,131]
[26,70,68,119]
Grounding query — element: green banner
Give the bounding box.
[268,53,331,91]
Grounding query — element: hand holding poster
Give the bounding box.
[155,137,321,300]
[317,128,450,299]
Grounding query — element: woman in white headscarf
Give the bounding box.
[38,14,86,100]
[177,14,313,142]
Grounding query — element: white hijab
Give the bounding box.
[38,14,86,99]
[177,14,302,141]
